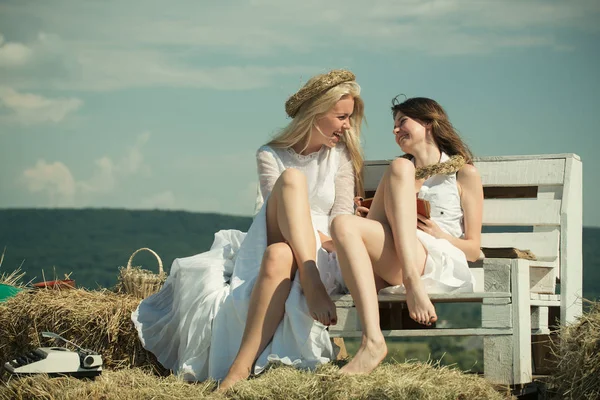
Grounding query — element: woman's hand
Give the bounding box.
[354,196,369,217]
[417,214,446,239]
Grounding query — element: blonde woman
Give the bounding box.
[132,70,365,386]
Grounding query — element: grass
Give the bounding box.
[0,248,26,288]
[6,271,599,399]
[0,287,511,399]
[0,362,513,400]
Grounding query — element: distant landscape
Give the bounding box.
[1,208,598,372]
[0,209,252,289]
[1,208,598,299]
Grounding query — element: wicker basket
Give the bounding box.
[117,248,166,299]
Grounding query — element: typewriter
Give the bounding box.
[3,332,102,378]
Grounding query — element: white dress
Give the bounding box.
[380,152,476,295]
[131,143,354,382]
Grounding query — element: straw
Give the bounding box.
[116,248,166,300]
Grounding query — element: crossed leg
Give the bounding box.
[263,168,337,326]
[219,168,336,390]
[331,158,437,375]
[375,158,437,326]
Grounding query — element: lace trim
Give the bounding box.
[285,146,323,161]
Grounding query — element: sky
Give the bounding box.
[1,0,599,226]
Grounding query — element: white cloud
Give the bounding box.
[0,34,32,67]
[78,157,117,194]
[140,191,176,209]
[120,132,150,175]
[38,49,311,91]
[21,133,153,206]
[0,0,598,92]
[79,132,151,194]
[21,160,76,207]
[0,86,82,124]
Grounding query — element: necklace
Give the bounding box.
[401,154,466,180]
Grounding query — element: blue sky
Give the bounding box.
[1,0,599,226]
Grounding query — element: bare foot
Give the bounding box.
[300,262,337,326]
[339,335,387,375]
[404,278,437,326]
[217,365,250,392]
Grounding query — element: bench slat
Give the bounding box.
[363,164,387,191]
[332,292,511,304]
[475,159,565,186]
[329,328,514,338]
[483,199,561,226]
[363,157,567,190]
[481,230,559,262]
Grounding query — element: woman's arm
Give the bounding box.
[256,147,282,200]
[329,148,356,225]
[417,164,483,261]
[321,148,356,252]
[456,164,484,261]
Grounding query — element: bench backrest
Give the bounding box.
[363,154,583,321]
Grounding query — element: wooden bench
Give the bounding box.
[330,153,583,386]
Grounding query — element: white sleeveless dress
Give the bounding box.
[131,144,354,382]
[380,152,476,294]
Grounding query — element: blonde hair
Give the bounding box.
[268,80,365,195]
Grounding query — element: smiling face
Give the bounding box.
[312,95,355,149]
[393,111,429,152]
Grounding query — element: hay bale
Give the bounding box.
[550,301,600,400]
[0,363,512,400]
[0,368,217,400]
[0,288,166,379]
[228,363,513,400]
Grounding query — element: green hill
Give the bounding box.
[0,209,252,289]
[0,209,598,300]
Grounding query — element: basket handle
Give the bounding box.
[126,248,164,274]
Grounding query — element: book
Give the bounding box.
[417,198,431,219]
[480,247,537,260]
[361,197,431,219]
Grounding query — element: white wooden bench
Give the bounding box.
[330,153,583,386]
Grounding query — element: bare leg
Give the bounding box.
[331,214,388,374]
[219,243,296,391]
[377,158,437,325]
[331,159,437,374]
[332,211,428,374]
[265,168,336,326]
[374,274,389,293]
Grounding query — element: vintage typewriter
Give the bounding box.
[3,332,102,378]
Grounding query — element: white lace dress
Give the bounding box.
[131,143,354,382]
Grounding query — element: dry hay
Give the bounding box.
[0,268,25,288]
[0,288,166,380]
[0,368,217,400]
[0,248,26,287]
[0,362,513,400]
[228,362,513,400]
[0,286,513,399]
[116,247,166,300]
[550,300,600,400]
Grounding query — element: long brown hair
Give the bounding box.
[391,96,473,164]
